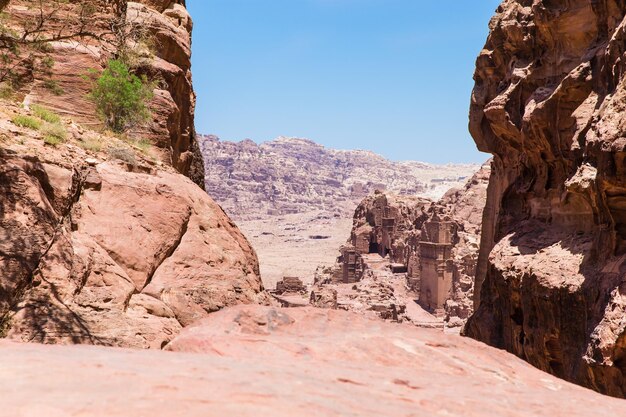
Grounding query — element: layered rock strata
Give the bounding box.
[464,0,626,397]
[200,135,480,220]
[4,0,204,187]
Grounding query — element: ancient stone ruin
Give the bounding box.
[350,191,429,274]
[310,165,489,328]
[417,213,457,316]
[274,277,307,295]
[338,245,365,283]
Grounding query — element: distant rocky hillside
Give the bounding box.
[199,135,481,220]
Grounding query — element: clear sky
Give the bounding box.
[186,0,501,164]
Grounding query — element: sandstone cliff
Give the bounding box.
[200,135,479,220]
[0,0,262,348]
[465,0,626,397]
[3,0,204,187]
[0,94,267,346]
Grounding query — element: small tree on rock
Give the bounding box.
[0,1,99,89]
[88,59,153,133]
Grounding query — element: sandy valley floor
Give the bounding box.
[237,210,353,289]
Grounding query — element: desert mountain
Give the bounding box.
[200,134,482,288]
[200,134,480,220]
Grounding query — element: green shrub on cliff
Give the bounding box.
[12,115,41,130]
[31,104,61,124]
[41,123,67,146]
[88,59,153,133]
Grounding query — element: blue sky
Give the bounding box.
[186,0,501,164]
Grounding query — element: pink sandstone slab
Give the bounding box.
[2,306,626,416]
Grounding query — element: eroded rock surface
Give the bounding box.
[0,107,268,348]
[4,0,204,186]
[3,307,626,417]
[464,0,626,397]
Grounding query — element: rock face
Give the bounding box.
[0,104,268,348]
[0,0,262,348]
[199,135,480,220]
[464,0,626,397]
[3,307,626,417]
[4,0,204,187]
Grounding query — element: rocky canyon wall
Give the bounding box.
[0,106,269,348]
[3,0,204,187]
[464,0,626,397]
[0,1,268,348]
